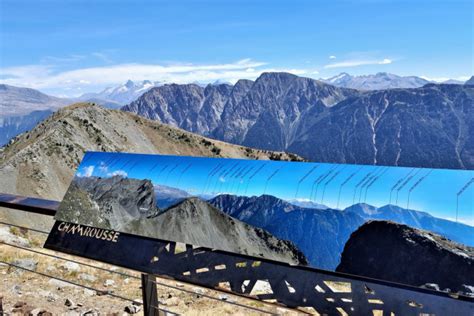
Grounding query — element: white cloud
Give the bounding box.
[77,166,94,177]
[0,59,311,97]
[329,55,337,59]
[108,170,128,178]
[324,58,393,69]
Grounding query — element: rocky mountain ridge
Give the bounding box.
[209,194,474,269]
[123,72,474,169]
[0,103,302,202]
[57,175,308,266]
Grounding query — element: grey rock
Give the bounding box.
[124,304,141,314]
[0,228,30,247]
[61,261,81,272]
[83,289,96,297]
[103,279,115,287]
[78,273,96,282]
[65,298,75,307]
[12,258,37,271]
[48,279,76,289]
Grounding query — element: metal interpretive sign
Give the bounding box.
[45,151,473,312]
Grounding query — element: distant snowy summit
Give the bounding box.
[321,72,431,90]
[78,80,162,105]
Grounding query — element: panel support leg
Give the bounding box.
[141,273,159,316]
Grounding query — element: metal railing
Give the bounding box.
[0,193,302,315]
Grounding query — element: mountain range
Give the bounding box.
[208,194,474,270]
[0,102,301,202]
[77,80,160,105]
[321,72,431,90]
[123,72,474,169]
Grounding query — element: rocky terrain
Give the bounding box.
[0,224,298,315]
[58,176,160,230]
[336,220,474,294]
[123,72,474,169]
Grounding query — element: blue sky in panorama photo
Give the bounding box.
[76,152,474,226]
[0,0,472,96]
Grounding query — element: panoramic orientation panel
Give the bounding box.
[47,152,473,274]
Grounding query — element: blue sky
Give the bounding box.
[0,0,472,96]
[76,152,474,226]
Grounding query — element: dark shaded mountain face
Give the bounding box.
[122,72,474,169]
[209,194,474,270]
[57,175,160,230]
[346,204,474,247]
[336,221,474,293]
[209,194,365,270]
[122,83,235,135]
[289,84,474,169]
[0,110,53,146]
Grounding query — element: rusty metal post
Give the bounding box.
[141,273,159,316]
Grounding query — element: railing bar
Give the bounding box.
[0,220,50,235]
[151,279,280,315]
[0,241,140,280]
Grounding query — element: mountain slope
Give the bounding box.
[288,83,474,169]
[137,197,308,265]
[209,194,364,269]
[322,72,430,90]
[122,72,474,169]
[0,103,302,201]
[0,84,69,116]
[336,221,473,292]
[209,194,474,270]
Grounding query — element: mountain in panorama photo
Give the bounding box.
[122,72,474,169]
[208,194,474,270]
[57,175,308,266]
[337,221,473,294]
[321,72,431,90]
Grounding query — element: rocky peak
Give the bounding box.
[336,220,474,293]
